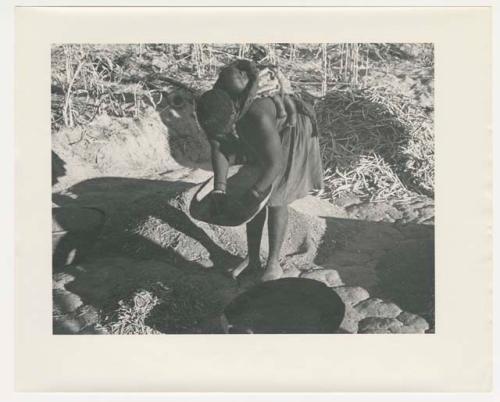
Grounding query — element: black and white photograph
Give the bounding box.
[51,42,434,335]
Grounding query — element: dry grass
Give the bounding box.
[322,154,411,202]
[98,290,162,335]
[51,44,200,130]
[52,43,434,202]
[316,83,433,201]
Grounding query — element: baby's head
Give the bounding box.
[196,88,237,138]
[215,65,249,98]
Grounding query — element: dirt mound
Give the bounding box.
[52,88,211,191]
[52,113,174,183]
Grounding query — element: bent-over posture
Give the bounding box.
[196,60,323,281]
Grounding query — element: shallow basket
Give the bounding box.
[189,164,272,227]
[221,278,346,334]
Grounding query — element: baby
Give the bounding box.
[214,59,297,128]
[258,66,297,127]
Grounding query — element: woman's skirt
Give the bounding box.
[268,112,324,206]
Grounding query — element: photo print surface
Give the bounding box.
[51,43,434,335]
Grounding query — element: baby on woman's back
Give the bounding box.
[214,59,297,128]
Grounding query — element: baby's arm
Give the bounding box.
[270,94,287,119]
[283,95,297,127]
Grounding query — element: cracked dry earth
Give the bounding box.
[52,166,434,335]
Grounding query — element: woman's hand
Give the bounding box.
[231,188,266,221]
[242,188,262,208]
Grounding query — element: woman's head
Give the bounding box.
[215,65,249,98]
[196,88,237,138]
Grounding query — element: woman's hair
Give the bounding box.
[214,66,246,97]
[196,88,237,138]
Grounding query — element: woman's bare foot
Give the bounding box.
[228,257,262,279]
[261,260,283,282]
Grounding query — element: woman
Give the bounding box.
[196,60,323,281]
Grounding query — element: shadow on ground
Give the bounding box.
[316,216,434,329]
[52,176,245,333]
[52,175,434,334]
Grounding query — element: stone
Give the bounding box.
[358,317,404,334]
[397,311,429,333]
[345,201,403,223]
[332,194,362,209]
[339,304,364,333]
[300,269,344,287]
[53,289,83,313]
[333,286,370,306]
[396,326,427,334]
[364,329,394,334]
[52,272,76,289]
[281,264,302,278]
[355,298,402,319]
[79,325,108,335]
[392,197,435,225]
[75,305,100,329]
[53,316,82,334]
[53,305,100,334]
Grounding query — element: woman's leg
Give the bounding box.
[247,207,267,266]
[230,207,267,278]
[262,205,289,281]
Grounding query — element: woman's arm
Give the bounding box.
[209,139,230,191]
[242,104,284,195]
